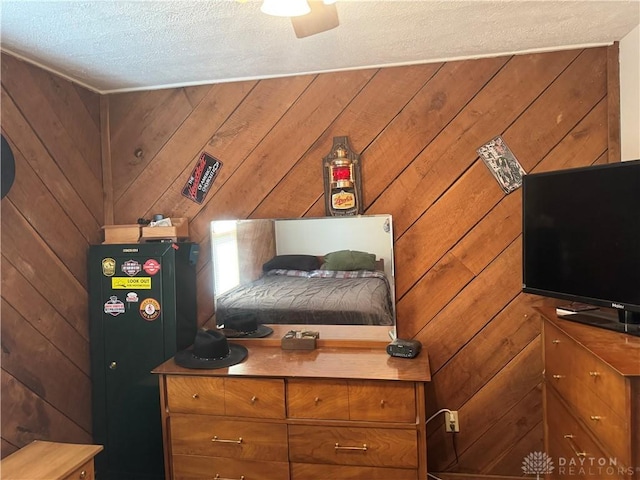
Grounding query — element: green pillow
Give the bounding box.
[323,250,376,271]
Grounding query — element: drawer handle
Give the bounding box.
[335,443,367,452]
[250,396,257,404]
[590,415,602,421]
[552,339,561,344]
[314,397,320,405]
[563,434,587,457]
[212,436,243,444]
[214,475,245,480]
[380,400,386,407]
[589,371,600,377]
[552,375,565,380]
[79,471,87,479]
[192,393,199,399]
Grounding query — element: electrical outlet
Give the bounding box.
[445,410,459,433]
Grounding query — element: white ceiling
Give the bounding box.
[1,0,639,94]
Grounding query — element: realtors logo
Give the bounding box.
[523,452,637,477]
[522,451,554,479]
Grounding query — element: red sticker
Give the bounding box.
[143,259,161,275]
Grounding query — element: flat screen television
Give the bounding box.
[522,159,640,336]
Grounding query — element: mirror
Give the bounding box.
[210,215,395,337]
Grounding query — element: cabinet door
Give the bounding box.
[90,247,169,480]
[103,272,166,479]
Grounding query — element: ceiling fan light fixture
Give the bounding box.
[261,0,311,17]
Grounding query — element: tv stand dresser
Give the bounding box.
[152,327,431,480]
[540,306,640,479]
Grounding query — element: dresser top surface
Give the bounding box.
[153,344,431,382]
[539,305,640,376]
[1,441,103,480]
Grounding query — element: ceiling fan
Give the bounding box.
[261,0,340,38]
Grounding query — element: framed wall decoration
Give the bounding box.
[477,135,526,194]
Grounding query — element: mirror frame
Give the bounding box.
[210,215,396,342]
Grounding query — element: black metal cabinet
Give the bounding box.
[88,242,199,480]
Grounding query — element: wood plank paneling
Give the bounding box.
[0,45,618,476]
[1,55,104,222]
[1,54,100,455]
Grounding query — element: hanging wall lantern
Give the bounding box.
[323,136,363,216]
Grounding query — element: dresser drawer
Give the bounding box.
[166,375,225,415]
[290,462,418,480]
[545,322,629,417]
[288,425,418,468]
[225,377,286,418]
[172,455,290,480]
[287,379,350,419]
[545,385,631,479]
[62,460,94,480]
[170,414,289,462]
[167,376,285,418]
[544,325,631,460]
[287,379,416,422]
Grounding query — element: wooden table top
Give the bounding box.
[1,441,103,480]
[153,341,431,382]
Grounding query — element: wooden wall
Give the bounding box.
[1,54,103,457]
[0,45,617,476]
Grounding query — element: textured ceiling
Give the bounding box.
[1,0,639,94]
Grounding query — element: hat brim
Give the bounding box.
[174,342,248,369]
[221,324,274,339]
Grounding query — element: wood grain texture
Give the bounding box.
[0,45,616,475]
[1,54,100,455]
[0,440,102,480]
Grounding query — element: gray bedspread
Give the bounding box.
[215,273,393,326]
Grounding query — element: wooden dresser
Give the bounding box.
[0,441,103,480]
[540,306,640,479]
[152,335,431,480]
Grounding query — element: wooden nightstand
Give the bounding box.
[1,441,103,480]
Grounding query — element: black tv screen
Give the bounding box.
[522,160,640,323]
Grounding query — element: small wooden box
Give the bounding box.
[102,224,140,244]
[140,218,189,242]
[281,330,319,350]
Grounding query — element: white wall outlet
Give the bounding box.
[445,410,459,433]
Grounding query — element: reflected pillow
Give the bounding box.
[262,254,321,272]
[322,250,376,271]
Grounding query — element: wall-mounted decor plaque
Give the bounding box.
[323,136,363,216]
[477,135,525,194]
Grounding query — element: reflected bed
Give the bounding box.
[215,269,394,326]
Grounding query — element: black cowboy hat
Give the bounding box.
[175,329,248,369]
[220,313,273,338]
[1,135,16,199]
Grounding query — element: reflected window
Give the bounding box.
[211,220,239,295]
